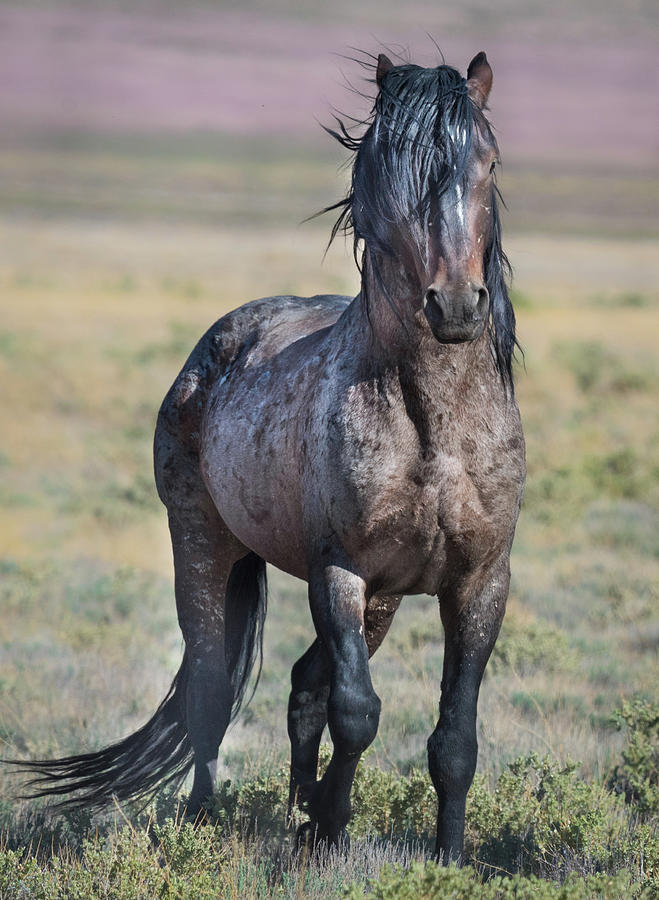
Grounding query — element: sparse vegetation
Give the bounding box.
[608,700,659,817]
[1,222,657,895]
[552,340,650,395]
[1,727,657,897]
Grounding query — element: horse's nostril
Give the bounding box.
[475,287,489,321]
[424,287,440,308]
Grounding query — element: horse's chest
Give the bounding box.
[330,411,522,595]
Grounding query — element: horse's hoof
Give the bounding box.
[181,796,212,826]
[295,820,317,854]
[295,821,350,857]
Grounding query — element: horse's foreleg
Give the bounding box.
[287,593,401,823]
[428,555,509,863]
[296,564,381,848]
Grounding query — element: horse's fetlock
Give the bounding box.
[309,780,352,833]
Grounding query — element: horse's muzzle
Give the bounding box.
[423,284,489,343]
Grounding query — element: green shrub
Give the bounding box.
[608,699,659,816]
[523,447,655,519]
[0,826,229,900]
[489,615,572,676]
[583,449,645,500]
[3,716,658,897]
[467,755,612,872]
[350,764,436,840]
[151,819,224,892]
[344,862,639,899]
[205,744,658,885]
[205,768,290,840]
[233,770,290,836]
[552,341,648,395]
[466,753,658,881]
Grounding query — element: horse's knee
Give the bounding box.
[304,684,379,837]
[328,683,381,757]
[427,721,478,799]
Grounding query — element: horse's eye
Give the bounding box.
[489,160,497,175]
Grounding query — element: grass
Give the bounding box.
[0,736,656,897]
[0,136,658,893]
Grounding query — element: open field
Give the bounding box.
[0,216,657,896]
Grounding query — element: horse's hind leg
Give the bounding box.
[156,400,253,815]
[169,516,247,814]
[166,504,245,814]
[287,594,401,820]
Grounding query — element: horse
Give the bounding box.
[12,50,525,863]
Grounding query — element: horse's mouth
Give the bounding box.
[433,326,487,343]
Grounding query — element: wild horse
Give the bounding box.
[13,50,525,862]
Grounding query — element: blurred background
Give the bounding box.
[1,0,657,816]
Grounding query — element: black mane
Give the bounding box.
[323,59,518,385]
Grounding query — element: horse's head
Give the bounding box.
[374,52,499,344]
[326,50,516,379]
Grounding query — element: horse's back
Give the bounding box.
[158,292,350,426]
[204,293,351,371]
[224,293,351,365]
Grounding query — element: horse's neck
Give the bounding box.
[346,270,492,405]
[333,267,500,455]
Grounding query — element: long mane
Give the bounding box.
[323,59,519,385]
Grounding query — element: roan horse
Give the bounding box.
[13,50,525,862]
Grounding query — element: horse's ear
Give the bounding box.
[466,51,493,108]
[376,53,394,88]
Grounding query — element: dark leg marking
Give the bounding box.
[293,566,402,848]
[287,594,401,823]
[428,559,509,862]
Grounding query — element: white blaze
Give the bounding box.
[455,181,466,230]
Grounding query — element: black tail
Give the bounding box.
[7,657,192,810]
[7,552,268,810]
[225,552,268,721]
